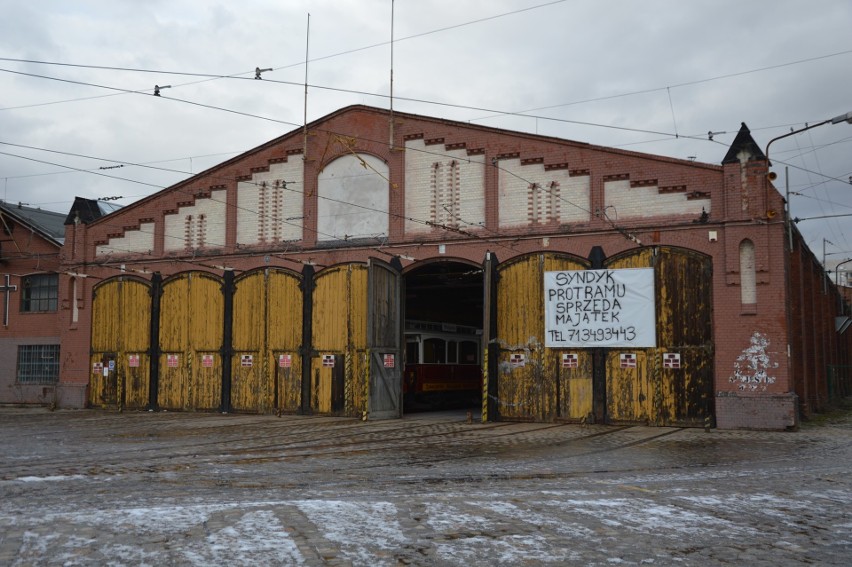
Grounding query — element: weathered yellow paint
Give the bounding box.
[158,272,223,411]
[312,264,368,351]
[231,351,263,411]
[192,351,222,410]
[90,280,119,354]
[230,268,304,413]
[89,277,151,409]
[268,269,303,413]
[232,271,268,412]
[558,350,594,420]
[495,252,589,421]
[233,271,266,350]
[604,247,713,426]
[311,264,368,415]
[311,356,333,414]
[605,350,653,422]
[602,250,656,423]
[267,270,303,350]
[275,352,302,411]
[123,354,151,409]
[158,352,189,410]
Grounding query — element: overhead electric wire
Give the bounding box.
[3,76,845,252]
[2,51,848,253]
[470,48,852,122]
[4,45,849,159]
[0,150,164,189]
[1,64,692,142]
[0,0,571,79]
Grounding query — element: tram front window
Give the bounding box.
[423,338,446,364]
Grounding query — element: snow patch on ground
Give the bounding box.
[183,510,304,565]
[6,475,86,483]
[295,500,406,566]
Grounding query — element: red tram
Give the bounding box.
[404,320,482,409]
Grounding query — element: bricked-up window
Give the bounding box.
[21,274,58,312]
[17,344,60,383]
[740,239,757,305]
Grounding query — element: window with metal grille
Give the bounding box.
[17,344,60,383]
[21,274,58,312]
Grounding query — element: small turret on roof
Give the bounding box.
[64,196,123,226]
[722,122,766,165]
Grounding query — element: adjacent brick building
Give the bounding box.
[48,105,849,429]
[0,201,66,406]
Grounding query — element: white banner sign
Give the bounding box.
[544,268,656,348]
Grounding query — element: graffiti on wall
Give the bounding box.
[729,332,778,391]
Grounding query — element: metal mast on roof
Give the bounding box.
[303,13,310,160]
[389,0,395,150]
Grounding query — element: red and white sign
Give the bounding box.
[509,353,526,368]
[383,354,395,368]
[201,354,214,368]
[322,355,335,367]
[663,352,681,369]
[92,362,103,375]
[279,354,292,368]
[620,353,637,368]
[241,355,253,368]
[562,353,578,368]
[167,354,179,368]
[128,354,140,368]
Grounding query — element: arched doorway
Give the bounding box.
[403,259,484,412]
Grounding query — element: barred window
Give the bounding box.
[17,345,60,384]
[21,274,58,312]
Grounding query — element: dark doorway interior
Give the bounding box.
[403,261,484,412]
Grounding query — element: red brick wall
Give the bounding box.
[0,214,62,405]
[56,106,845,428]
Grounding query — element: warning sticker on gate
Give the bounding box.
[544,268,656,348]
[663,352,681,369]
[128,354,140,368]
[322,355,335,367]
[92,362,103,375]
[509,353,526,368]
[167,354,179,368]
[279,354,292,368]
[240,355,253,368]
[562,353,578,368]
[620,353,637,368]
[201,354,214,368]
[383,354,395,368]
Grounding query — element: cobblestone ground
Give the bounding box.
[1,402,850,566]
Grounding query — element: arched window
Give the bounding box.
[317,153,389,242]
[740,239,756,305]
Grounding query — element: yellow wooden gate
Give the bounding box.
[494,252,592,421]
[89,277,151,410]
[604,246,714,426]
[311,264,368,416]
[231,268,303,413]
[158,271,224,411]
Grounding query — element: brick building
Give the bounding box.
[0,198,119,407]
[53,105,849,429]
[0,201,66,406]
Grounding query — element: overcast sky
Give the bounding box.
[1,0,850,262]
